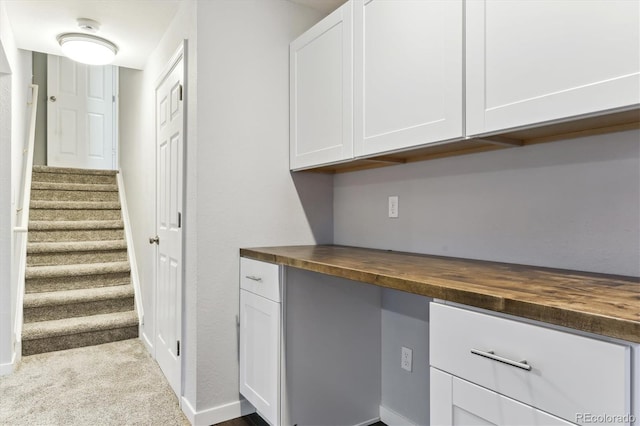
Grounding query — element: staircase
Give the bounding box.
[22,166,138,356]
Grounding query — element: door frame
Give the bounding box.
[153,40,187,397]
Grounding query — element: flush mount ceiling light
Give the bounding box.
[57,19,118,66]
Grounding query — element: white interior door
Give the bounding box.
[154,48,184,398]
[47,55,116,170]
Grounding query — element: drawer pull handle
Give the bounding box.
[470,349,532,371]
[246,275,263,282]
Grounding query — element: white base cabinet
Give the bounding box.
[430,302,638,426]
[431,368,573,426]
[240,260,382,426]
[239,259,282,426]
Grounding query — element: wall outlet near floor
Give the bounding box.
[401,346,412,372]
[388,196,399,218]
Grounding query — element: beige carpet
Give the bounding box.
[0,338,189,426]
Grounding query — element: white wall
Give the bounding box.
[120,0,331,422]
[0,0,32,374]
[118,0,198,407]
[194,1,331,420]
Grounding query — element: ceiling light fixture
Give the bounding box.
[57,19,118,66]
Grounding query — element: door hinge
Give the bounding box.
[178,212,182,228]
[179,84,183,101]
[177,340,181,356]
[112,95,116,102]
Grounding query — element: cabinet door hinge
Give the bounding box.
[177,340,181,356]
[179,84,183,101]
[178,212,182,228]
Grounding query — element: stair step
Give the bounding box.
[28,239,127,254]
[29,208,122,221]
[32,171,117,185]
[27,240,129,268]
[26,261,130,280]
[32,165,118,176]
[31,181,119,192]
[30,189,119,202]
[23,286,135,323]
[30,200,121,210]
[28,228,125,242]
[21,311,138,356]
[29,220,124,231]
[26,272,131,293]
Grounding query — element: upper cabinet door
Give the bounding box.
[353,0,463,157]
[290,2,353,171]
[466,0,640,136]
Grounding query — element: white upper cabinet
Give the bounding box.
[290,2,353,170]
[466,0,640,136]
[354,0,463,157]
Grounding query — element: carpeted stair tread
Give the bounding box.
[29,209,122,221]
[31,181,118,192]
[32,165,118,176]
[30,200,121,210]
[24,285,134,309]
[26,261,130,279]
[28,239,127,254]
[28,220,124,230]
[22,311,138,341]
[23,165,138,355]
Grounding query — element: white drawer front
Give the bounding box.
[430,303,631,425]
[240,258,281,302]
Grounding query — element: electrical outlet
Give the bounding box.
[401,346,412,372]
[388,196,399,218]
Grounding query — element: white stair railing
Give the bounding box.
[13,83,38,358]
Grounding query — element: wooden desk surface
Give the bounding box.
[240,245,640,343]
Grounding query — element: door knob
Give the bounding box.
[149,236,160,245]
[49,96,57,102]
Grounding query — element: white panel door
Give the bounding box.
[154,51,184,397]
[466,0,640,136]
[354,0,463,157]
[431,368,573,426]
[47,55,115,170]
[240,290,280,426]
[290,1,353,170]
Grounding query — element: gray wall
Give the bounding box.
[334,129,640,424]
[335,130,640,277]
[31,52,46,166]
[380,290,430,425]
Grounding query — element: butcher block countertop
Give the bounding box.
[240,245,640,343]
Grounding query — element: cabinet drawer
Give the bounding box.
[430,303,631,425]
[240,258,281,302]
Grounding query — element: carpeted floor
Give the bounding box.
[0,338,189,426]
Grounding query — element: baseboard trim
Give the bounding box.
[181,397,255,426]
[380,405,417,426]
[0,350,17,376]
[355,416,382,426]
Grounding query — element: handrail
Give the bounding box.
[13,83,38,356]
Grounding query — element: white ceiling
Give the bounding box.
[3,0,183,70]
[3,0,346,70]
